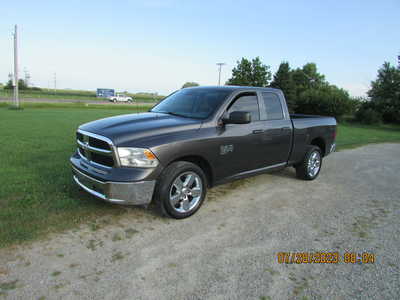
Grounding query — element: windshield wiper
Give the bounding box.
[155,111,190,118]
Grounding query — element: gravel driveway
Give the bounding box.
[0,143,399,300]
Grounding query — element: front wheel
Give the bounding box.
[295,146,322,180]
[154,161,207,219]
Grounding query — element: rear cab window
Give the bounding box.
[261,92,284,120]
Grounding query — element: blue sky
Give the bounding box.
[0,0,399,96]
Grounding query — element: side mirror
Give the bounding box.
[222,111,251,124]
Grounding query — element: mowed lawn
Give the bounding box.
[336,123,400,149]
[1,106,400,248]
[0,89,163,103]
[0,106,151,248]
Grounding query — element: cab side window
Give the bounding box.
[228,94,260,121]
[262,92,284,120]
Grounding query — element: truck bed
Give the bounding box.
[288,114,337,165]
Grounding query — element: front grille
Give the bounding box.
[77,132,84,143]
[76,130,115,168]
[89,137,111,150]
[91,152,114,167]
[78,146,87,158]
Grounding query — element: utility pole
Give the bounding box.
[216,63,226,85]
[54,72,57,93]
[24,68,31,87]
[13,25,19,108]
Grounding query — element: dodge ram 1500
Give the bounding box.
[71,86,336,218]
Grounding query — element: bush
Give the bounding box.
[355,107,382,124]
[355,99,400,124]
[295,85,353,120]
[377,99,400,124]
[355,101,383,124]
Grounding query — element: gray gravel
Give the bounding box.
[0,143,399,300]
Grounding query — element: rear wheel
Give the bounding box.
[295,146,322,180]
[154,161,207,219]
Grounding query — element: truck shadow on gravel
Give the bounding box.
[76,166,298,223]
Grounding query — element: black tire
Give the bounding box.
[295,145,322,180]
[154,161,207,219]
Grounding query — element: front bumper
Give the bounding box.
[72,166,156,205]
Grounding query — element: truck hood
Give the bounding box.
[79,112,202,146]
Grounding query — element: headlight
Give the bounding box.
[117,147,159,168]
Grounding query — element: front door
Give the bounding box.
[215,92,267,179]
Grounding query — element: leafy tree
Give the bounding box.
[4,79,28,90]
[18,79,28,90]
[182,82,199,88]
[291,63,326,97]
[368,62,400,100]
[366,62,400,123]
[4,79,13,89]
[226,57,271,87]
[270,61,297,112]
[295,84,353,120]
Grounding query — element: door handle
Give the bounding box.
[252,129,264,134]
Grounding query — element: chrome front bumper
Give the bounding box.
[72,166,156,205]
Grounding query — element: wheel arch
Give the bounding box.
[169,155,214,188]
[310,137,326,156]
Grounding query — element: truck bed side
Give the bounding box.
[288,114,337,165]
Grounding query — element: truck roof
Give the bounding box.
[183,86,282,93]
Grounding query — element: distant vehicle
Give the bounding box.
[108,93,133,103]
[71,86,336,219]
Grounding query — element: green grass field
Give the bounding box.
[0,106,399,248]
[0,101,154,111]
[0,106,152,248]
[336,123,400,149]
[0,88,163,103]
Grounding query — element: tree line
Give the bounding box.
[3,78,42,91]
[183,57,400,124]
[226,57,357,120]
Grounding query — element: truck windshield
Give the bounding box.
[151,88,231,119]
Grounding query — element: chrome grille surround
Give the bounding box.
[76,129,120,168]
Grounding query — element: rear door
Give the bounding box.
[257,91,293,167]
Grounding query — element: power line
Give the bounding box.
[24,68,30,87]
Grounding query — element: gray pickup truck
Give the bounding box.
[71,86,336,218]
